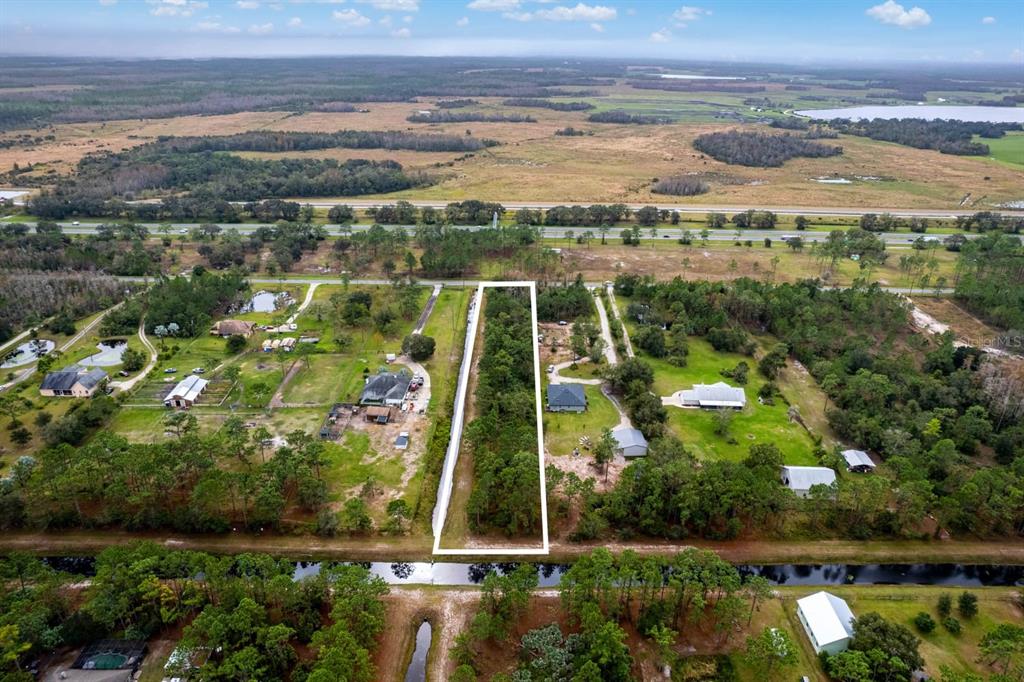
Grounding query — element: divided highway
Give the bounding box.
[53,221,965,246]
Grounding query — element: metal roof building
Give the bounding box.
[612,426,648,457]
[678,381,747,409]
[841,449,876,472]
[796,591,856,655]
[164,375,209,409]
[780,465,836,498]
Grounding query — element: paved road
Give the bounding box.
[53,221,969,246]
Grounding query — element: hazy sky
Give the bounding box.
[1,0,1021,64]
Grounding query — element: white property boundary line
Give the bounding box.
[431,281,550,556]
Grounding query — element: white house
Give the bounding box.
[796,591,856,655]
[841,449,876,473]
[678,381,746,409]
[612,426,648,457]
[164,375,209,409]
[780,465,836,498]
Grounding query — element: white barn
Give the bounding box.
[841,449,876,473]
[780,465,836,498]
[796,591,856,655]
[164,375,209,409]
[678,381,746,409]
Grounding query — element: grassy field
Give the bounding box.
[634,335,820,465]
[4,88,1022,209]
[972,131,1024,169]
[542,384,621,456]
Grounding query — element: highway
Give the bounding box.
[52,221,962,246]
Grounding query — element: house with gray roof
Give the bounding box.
[678,381,746,409]
[612,426,648,457]
[39,366,108,398]
[780,465,836,498]
[841,449,876,473]
[546,384,587,413]
[359,370,411,407]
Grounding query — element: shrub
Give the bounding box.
[402,333,436,361]
[958,591,978,619]
[942,617,962,635]
[913,612,936,633]
[937,593,952,618]
[225,334,247,355]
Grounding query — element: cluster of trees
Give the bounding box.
[587,110,672,124]
[822,118,1022,155]
[652,176,709,196]
[536,204,630,228]
[536,276,594,322]
[415,224,539,278]
[502,98,595,111]
[436,98,479,108]
[604,358,668,441]
[30,152,422,218]
[367,200,505,226]
[465,289,543,536]
[954,232,1024,331]
[0,223,162,274]
[0,545,389,681]
[156,129,497,153]
[0,271,126,343]
[407,110,536,123]
[454,548,778,681]
[693,131,843,167]
[954,211,1024,234]
[554,126,588,136]
[146,268,248,338]
[0,417,344,533]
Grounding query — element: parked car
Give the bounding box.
[164,367,177,374]
[192,367,205,374]
[71,221,80,226]
[547,364,555,373]
[558,320,568,326]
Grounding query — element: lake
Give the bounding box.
[80,339,127,367]
[794,105,1024,123]
[1,339,55,368]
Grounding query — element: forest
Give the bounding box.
[822,118,1022,155]
[954,232,1024,331]
[692,130,843,167]
[0,271,126,344]
[572,276,1024,542]
[502,98,595,111]
[0,222,163,274]
[145,268,249,338]
[652,176,710,197]
[415,223,541,278]
[465,288,543,536]
[0,544,389,681]
[154,129,498,153]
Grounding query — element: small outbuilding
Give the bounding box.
[210,320,255,338]
[39,366,108,398]
[780,465,836,498]
[546,384,588,413]
[365,405,393,424]
[678,381,746,409]
[612,426,648,457]
[359,371,411,407]
[796,591,855,655]
[164,375,209,409]
[841,449,876,473]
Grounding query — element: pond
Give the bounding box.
[404,620,432,682]
[39,557,1024,587]
[80,339,127,367]
[793,105,1024,123]
[242,291,293,314]
[1,339,55,368]
[658,74,746,80]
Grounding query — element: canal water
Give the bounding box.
[404,620,432,682]
[39,558,1024,587]
[793,105,1024,123]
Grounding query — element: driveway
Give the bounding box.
[109,319,158,393]
[286,282,320,324]
[605,285,634,359]
[592,290,618,366]
[548,359,602,386]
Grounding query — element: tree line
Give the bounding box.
[587,110,673,125]
[155,129,497,153]
[0,271,127,343]
[407,110,536,123]
[954,232,1024,331]
[502,98,595,111]
[692,130,843,167]
[820,118,1022,156]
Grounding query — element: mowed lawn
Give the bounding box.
[639,337,818,465]
[542,384,621,457]
[281,354,347,404]
[972,131,1024,169]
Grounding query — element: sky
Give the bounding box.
[0,0,1021,65]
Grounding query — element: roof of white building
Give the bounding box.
[166,375,208,403]
[679,381,746,407]
[781,465,836,490]
[841,449,876,469]
[797,591,855,647]
[612,426,648,450]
